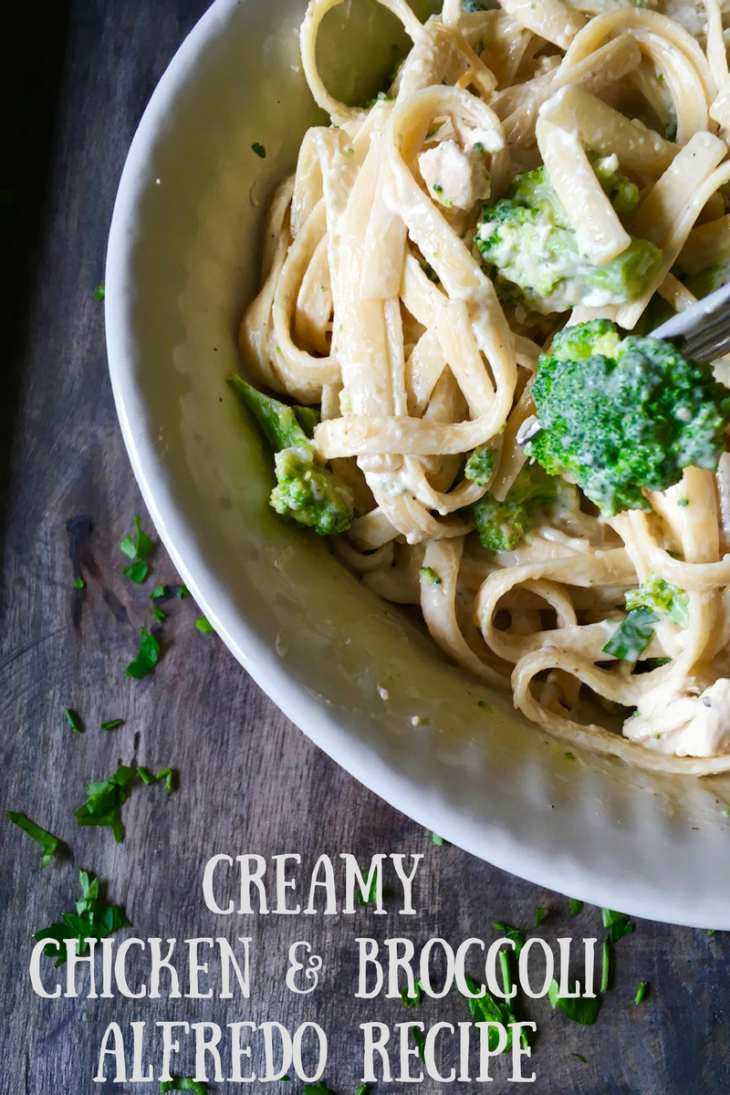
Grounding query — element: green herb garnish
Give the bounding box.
[252,143,266,158]
[400,980,423,1008]
[64,708,84,734]
[119,516,154,583]
[94,283,105,301]
[6,811,62,867]
[74,763,173,842]
[430,832,444,846]
[126,628,161,679]
[600,937,609,993]
[635,980,648,1004]
[74,576,85,589]
[419,566,442,586]
[33,869,130,967]
[460,974,513,1052]
[101,718,124,731]
[603,606,657,661]
[570,898,583,916]
[602,908,633,943]
[152,606,166,623]
[195,617,214,633]
[548,978,602,1025]
[535,906,546,927]
[160,1081,208,1094]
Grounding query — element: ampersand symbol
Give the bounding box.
[285,941,323,994]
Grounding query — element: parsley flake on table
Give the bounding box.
[120,516,154,584]
[601,937,610,993]
[176,584,192,598]
[6,811,62,867]
[151,585,168,599]
[430,832,444,846]
[74,764,174,842]
[252,142,266,158]
[635,980,649,1004]
[64,708,84,734]
[195,616,214,633]
[570,898,583,916]
[101,718,124,731]
[400,979,423,1007]
[535,906,546,927]
[33,869,130,967]
[94,282,105,301]
[126,627,160,678]
[412,1027,426,1062]
[548,978,602,1025]
[460,974,514,1052]
[602,908,633,943]
[160,1080,208,1094]
[152,605,166,623]
[494,921,525,957]
[74,576,85,589]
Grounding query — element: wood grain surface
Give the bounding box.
[2,3,730,1093]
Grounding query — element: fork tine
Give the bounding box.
[650,279,730,362]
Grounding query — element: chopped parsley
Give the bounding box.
[356,867,378,906]
[635,980,649,1004]
[564,751,575,761]
[126,628,161,679]
[535,906,546,927]
[120,516,154,585]
[570,898,583,916]
[74,764,174,842]
[177,584,192,599]
[460,973,514,1052]
[602,908,633,943]
[572,1053,587,1063]
[548,978,602,1025]
[477,699,492,711]
[64,708,84,734]
[252,142,266,158]
[160,1081,208,1094]
[6,811,62,867]
[152,606,166,623]
[430,832,444,846]
[94,283,105,301]
[74,576,85,589]
[124,560,149,584]
[101,718,124,731]
[494,921,525,957]
[419,566,442,586]
[412,1028,426,1062]
[151,585,168,599]
[600,937,609,993]
[33,869,130,967]
[195,616,214,633]
[603,607,657,661]
[400,979,423,1007]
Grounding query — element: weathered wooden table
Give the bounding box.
[2,3,730,1093]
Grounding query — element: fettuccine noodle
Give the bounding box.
[240,0,730,775]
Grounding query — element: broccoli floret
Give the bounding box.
[471,462,558,551]
[461,0,494,10]
[527,321,730,515]
[684,257,730,300]
[624,574,689,628]
[228,376,354,536]
[270,447,354,535]
[475,160,661,314]
[464,444,496,486]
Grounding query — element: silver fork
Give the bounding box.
[650,280,730,362]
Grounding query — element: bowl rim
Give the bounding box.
[106,0,730,929]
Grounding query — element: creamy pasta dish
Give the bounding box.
[234,0,730,775]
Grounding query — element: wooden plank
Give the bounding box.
[1,2,729,1093]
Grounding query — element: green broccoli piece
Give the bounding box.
[228,376,354,536]
[471,462,558,551]
[624,574,689,628]
[464,444,496,486]
[475,159,661,314]
[461,0,493,10]
[528,321,730,515]
[684,257,730,300]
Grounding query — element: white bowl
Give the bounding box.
[106,0,730,927]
